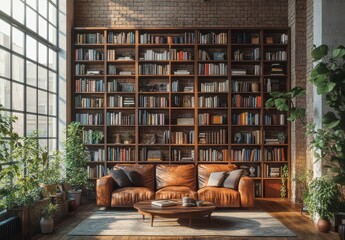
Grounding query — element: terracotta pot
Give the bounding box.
[317,218,332,232]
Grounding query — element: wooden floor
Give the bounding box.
[32,199,339,240]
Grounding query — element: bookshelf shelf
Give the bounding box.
[72,27,290,199]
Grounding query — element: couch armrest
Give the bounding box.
[96,175,114,207]
[238,176,254,208]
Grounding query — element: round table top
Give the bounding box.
[133,200,216,215]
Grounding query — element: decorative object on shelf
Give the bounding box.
[277,132,287,144]
[123,132,134,144]
[249,166,256,177]
[40,203,58,233]
[251,82,259,92]
[115,134,121,144]
[143,134,156,144]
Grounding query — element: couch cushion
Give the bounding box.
[109,169,132,188]
[115,164,155,191]
[126,170,143,187]
[111,187,155,207]
[197,186,240,207]
[156,164,196,190]
[222,169,244,190]
[155,186,198,200]
[198,164,238,189]
[207,171,227,187]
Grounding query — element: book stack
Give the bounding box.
[231,69,246,75]
[174,69,190,75]
[270,63,284,75]
[151,200,177,207]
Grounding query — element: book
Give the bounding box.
[151,200,177,207]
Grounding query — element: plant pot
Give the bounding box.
[40,216,54,233]
[317,218,332,232]
[68,189,82,206]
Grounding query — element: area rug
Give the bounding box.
[69,208,296,237]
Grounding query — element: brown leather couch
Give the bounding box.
[96,163,254,208]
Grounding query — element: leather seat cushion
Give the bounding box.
[155,186,198,200]
[115,164,155,191]
[156,164,196,190]
[197,186,240,207]
[111,187,155,207]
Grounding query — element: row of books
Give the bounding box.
[198,113,226,125]
[171,150,194,162]
[108,96,135,107]
[198,63,228,76]
[75,49,104,61]
[138,110,166,125]
[106,112,135,126]
[87,165,105,178]
[233,48,260,61]
[264,147,286,161]
[198,96,227,108]
[138,64,170,75]
[232,112,260,126]
[172,95,195,108]
[76,113,103,125]
[265,51,287,61]
[139,96,169,108]
[233,130,262,144]
[199,129,227,144]
[141,49,170,60]
[108,80,135,93]
[232,80,259,93]
[171,80,194,93]
[75,96,104,108]
[107,32,135,44]
[170,131,195,144]
[139,32,195,44]
[199,148,228,161]
[75,79,103,92]
[75,33,104,44]
[200,80,228,92]
[75,64,103,76]
[88,149,105,161]
[231,148,261,162]
[107,147,135,161]
[171,49,193,60]
[232,95,262,108]
[199,32,228,44]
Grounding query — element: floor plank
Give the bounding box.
[32,199,339,240]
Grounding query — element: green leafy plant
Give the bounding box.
[303,177,343,221]
[280,164,289,198]
[64,122,89,190]
[123,132,134,143]
[92,130,104,144]
[41,203,58,219]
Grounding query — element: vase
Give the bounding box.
[40,217,54,233]
[251,82,259,92]
[68,189,82,206]
[317,218,332,232]
[339,224,345,240]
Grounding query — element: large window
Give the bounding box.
[0,0,59,152]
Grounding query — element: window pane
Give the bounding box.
[48,24,57,45]
[12,55,24,83]
[26,6,37,32]
[1,0,11,15]
[37,90,47,114]
[48,2,57,26]
[38,116,47,137]
[48,71,56,92]
[39,139,48,148]
[26,114,37,134]
[48,139,56,152]
[48,49,57,70]
[0,78,11,108]
[0,49,10,78]
[0,19,10,49]
[12,112,24,136]
[26,36,37,61]
[26,86,37,113]
[49,93,56,116]
[38,16,47,39]
[12,82,24,111]
[26,0,37,10]
[38,42,47,66]
[48,117,56,137]
[12,28,24,55]
[39,0,47,18]
[38,66,47,90]
[12,0,25,24]
[26,61,37,86]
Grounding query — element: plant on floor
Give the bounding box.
[266,44,345,185]
[64,122,89,190]
[280,164,289,199]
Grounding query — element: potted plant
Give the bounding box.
[280,164,289,198]
[123,132,134,144]
[303,177,343,232]
[64,122,89,206]
[40,203,58,233]
[277,132,287,144]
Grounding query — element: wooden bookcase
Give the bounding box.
[71,27,290,198]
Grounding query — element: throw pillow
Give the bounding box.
[222,169,244,190]
[126,170,143,187]
[109,169,132,188]
[207,172,227,187]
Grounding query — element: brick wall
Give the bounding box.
[74,0,288,27]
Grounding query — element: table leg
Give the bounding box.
[142,215,145,220]
[208,214,211,222]
[150,215,154,227]
[189,218,192,227]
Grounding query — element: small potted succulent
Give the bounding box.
[123,132,134,144]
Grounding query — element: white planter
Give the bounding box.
[40,217,54,233]
[68,189,82,206]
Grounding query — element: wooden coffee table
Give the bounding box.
[133,200,216,227]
